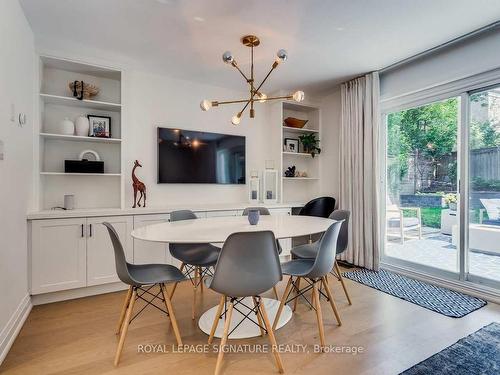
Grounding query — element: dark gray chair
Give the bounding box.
[168,209,221,320]
[291,210,352,304]
[273,221,343,349]
[298,196,336,218]
[242,207,282,299]
[103,222,185,366]
[206,231,284,374]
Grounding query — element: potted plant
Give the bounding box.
[444,193,458,211]
[298,133,321,157]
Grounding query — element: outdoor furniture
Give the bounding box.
[479,198,500,225]
[386,202,422,243]
[441,209,458,235]
[452,224,500,255]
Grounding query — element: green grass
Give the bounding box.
[402,207,484,228]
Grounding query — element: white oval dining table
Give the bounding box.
[131,215,335,339]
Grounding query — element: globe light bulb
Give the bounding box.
[275,49,288,64]
[231,113,241,125]
[257,92,267,103]
[200,100,212,111]
[222,51,234,64]
[292,90,305,102]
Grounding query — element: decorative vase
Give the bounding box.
[59,118,74,135]
[248,209,260,225]
[75,115,89,136]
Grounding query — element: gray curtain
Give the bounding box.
[339,72,380,270]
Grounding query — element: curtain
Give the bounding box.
[339,72,380,270]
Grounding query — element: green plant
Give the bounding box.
[298,133,321,157]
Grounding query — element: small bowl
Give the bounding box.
[284,117,308,128]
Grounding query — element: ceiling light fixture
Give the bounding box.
[200,35,304,125]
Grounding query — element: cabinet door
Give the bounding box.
[86,216,134,286]
[31,218,87,294]
[133,214,172,265]
[269,208,292,257]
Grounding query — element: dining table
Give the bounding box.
[131,214,335,339]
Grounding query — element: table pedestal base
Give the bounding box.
[198,297,293,339]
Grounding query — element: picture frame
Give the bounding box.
[88,115,111,138]
[284,138,299,153]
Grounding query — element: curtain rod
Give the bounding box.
[379,20,500,74]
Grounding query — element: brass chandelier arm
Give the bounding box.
[231,61,251,82]
[213,94,294,107]
[253,63,279,99]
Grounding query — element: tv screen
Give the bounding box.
[157,127,246,184]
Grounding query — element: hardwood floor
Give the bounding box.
[1,272,499,375]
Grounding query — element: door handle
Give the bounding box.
[89,224,92,237]
[81,224,84,237]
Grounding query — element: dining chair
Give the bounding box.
[168,209,221,319]
[103,222,185,366]
[298,196,336,218]
[273,221,343,349]
[290,210,352,305]
[242,206,282,299]
[206,231,284,375]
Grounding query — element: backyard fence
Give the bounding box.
[469,147,500,180]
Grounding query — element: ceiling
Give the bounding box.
[20,0,500,94]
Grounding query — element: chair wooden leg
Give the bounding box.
[334,262,352,305]
[272,286,279,300]
[259,298,285,373]
[312,281,326,350]
[116,286,132,335]
[161,283,183,346]
[321,277,342,326]
[169,262,185,299]
[208,296,225,344]
[114,288,137,366]
[200,267,204,292]
[273,277,293,330]
[192,267,199,320]
[293,277,301,312]
[214,300,234,375]
[252,297,265,337]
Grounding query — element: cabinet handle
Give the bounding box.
[89,224,92,237]
[81,224,84,237]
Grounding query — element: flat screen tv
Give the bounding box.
[158,127,246,184]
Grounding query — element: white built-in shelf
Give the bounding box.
[39,93,122,112]
[40,133,121,143]
[282,151,316,157]
[282,126,319,133]
[282,177,319,180]
[40,172,121,177]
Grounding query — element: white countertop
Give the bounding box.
[27,202,304,220]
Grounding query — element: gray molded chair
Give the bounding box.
[298,196,336,218]
[168,209,221,319]
[291,210,352,304]
[206,231,284,375]
[273,221,343,349]
[103,222,185,366]
[242,207,282,299]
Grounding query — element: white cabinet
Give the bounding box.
[133,214,172,265]
[87,216,133,286]
[31,218,87,294]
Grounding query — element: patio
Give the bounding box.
[386,228,500,282]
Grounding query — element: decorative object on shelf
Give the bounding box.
[199,35,304,125]
[263,169,278,203]
[284,138,299,153]
[132,160,147,208]
[69,80,99,100]
[88,115,111,137]
[65,149,104,174]
[247,209,260,225]
[59,118,75,135]
[64,194,75,210]
[74,115,90,136]
[298,171,308,177]
[298,133,321,157]
[249,170,260,203]
[284,117,308,129]
[444,193,458,211]
[284,166,296,177]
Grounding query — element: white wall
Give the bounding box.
[0,0,34,362]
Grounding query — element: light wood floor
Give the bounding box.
[1,272,499,375]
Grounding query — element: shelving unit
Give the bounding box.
[35,55,123,210]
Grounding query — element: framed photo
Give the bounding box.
[88,115,111,138]
[284,138,299,153]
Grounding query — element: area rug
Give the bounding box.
[342,269,486,318]
[400,322,500,374]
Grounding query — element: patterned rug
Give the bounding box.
[400,322,500,374]
[343,269,486,318]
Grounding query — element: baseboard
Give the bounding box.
[0,294,32,365]
[31,282,129,306]
[381,262,500,304]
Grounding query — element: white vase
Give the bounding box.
[59,118,74,135]
[75,116,89,136]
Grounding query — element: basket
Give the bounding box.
[68,81,100,100]
[283,117,308,128]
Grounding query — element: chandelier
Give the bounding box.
[200,35,304,125]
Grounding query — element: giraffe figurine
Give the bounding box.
[132,160,146,208]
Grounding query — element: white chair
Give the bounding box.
[386,195,422,243]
